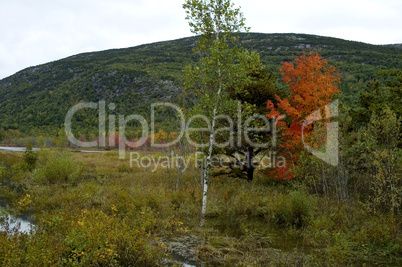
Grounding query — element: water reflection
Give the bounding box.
[0,209,32,234]
[0,146,39,152]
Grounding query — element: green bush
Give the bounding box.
[270,190,317,227]
[0,164,6,178]
[23,143,38,171]
[33,150,84,185]
[62,209,163,266]
[0,209,164,267]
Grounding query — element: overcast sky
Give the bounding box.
[0,0,401,79]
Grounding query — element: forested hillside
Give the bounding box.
[0,33,401,135]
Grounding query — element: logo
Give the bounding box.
[301,100,338,166]
[64,100,339,169]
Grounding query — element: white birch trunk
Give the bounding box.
[200,85,221,227]
[199,0,224,227]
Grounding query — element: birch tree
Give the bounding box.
[183,0,248,227]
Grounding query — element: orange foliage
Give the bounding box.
[267,52,340,179]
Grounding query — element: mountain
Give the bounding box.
[0,33,401,135]
[384,43,402,48]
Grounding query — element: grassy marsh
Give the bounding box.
[0,149,401,266]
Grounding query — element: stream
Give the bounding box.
[0,146,107,153]
[0,146,40,152]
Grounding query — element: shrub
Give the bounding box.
[33,150,84,185]
[62,209,163,266]
[270,190,317,227]
[0,164,6,178]
[23,143,38,171]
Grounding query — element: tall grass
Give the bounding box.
[0,150,400,266]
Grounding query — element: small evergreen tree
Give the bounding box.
[24,143,38,171]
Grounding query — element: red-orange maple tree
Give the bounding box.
[267,52,341,179]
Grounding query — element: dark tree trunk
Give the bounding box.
[246,166,254,181]
[245,149,255,182]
